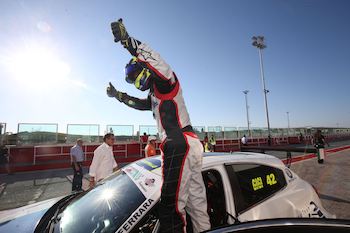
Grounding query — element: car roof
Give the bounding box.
[202,152,285,169]
[133,152,285,176]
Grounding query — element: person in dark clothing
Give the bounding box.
[0,145,9,174]
[106,19,210,233]
[299,132,304,143]
[313,130,329,164]
[313,130,329,148]
[70,139,84,191]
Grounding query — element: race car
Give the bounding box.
[0,152,335,233]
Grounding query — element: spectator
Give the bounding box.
[313,130,329,147]
[275,137,280,145]
[140,132,148,144]
[209,134,216,152]
[70,139,84,192]
[267,135,272,146]
[0,145,9,174]
[203,133,209,151]
[241,134,248,145]
[89,133,118,188]
[204,143,210,152]
[299,132,304,143]
[145,135,157,158]
[313,130,329,164]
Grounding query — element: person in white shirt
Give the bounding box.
[241,134,248,145]
[89,133,118,188]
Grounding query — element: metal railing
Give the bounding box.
[1,122,349,145]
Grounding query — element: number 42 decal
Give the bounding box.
[266,173,277,185]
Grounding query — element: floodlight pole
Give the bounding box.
[286,111,290,136]
[252,36,271,145]
[243,90,251,138]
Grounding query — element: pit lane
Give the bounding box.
[1,144,349,219]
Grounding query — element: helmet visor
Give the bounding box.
[134,69,151,91]
[125,62,142,84]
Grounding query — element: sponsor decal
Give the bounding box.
[252,177,264,191]
[151,98,159,109]
[136,158,161,171]
[285,168,296,182]
[124,166,144,181]
[299,201,326,218]
[117,199,155,233]
[138,181,147,193]
[285,168,293,179]
[252,173,278,191]
[145,178,155,186]
[139,48,156,61]
[308,201,325,218]
[266,173,277,186]
[123,164,162,199]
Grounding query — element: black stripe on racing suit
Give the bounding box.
[160,128,188,232]
[159,125,201,233]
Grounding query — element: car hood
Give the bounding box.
[0,196,63,232]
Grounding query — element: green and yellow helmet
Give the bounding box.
[125,57,151,91]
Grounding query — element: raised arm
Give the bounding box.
[111,19,176,84]
[107,82,151,111]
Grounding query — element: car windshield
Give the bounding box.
[56,170,145,233]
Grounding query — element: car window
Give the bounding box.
[227,164,286,214]
[202,169,227,228]
[56,170,145,233]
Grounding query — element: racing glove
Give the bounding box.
[107,82,125,102]
[111,18,129,47]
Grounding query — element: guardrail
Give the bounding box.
[2,122,349,145]
[2,135,350,174]
[240,145,319,168]
[240,145,317,154]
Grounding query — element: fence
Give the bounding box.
[66,124,100,143]
[1,122,350,145]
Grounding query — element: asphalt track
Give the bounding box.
[290,147,350,219]
[0,142,349,220]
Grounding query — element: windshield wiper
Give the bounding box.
[45,192,83,233]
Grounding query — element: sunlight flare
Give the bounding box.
[7,45,71,89]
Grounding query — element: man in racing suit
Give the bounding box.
[106,19,210,233]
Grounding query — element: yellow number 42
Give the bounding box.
[266,173,277,185]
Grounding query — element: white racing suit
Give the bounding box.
[118,37,211,233]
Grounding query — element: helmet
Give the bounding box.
[148,135,157,142]
[125,57,151,91]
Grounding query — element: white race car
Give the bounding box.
[0,152,334,233]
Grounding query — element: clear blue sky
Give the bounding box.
[1,0,350,134]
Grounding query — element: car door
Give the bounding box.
[130,166,236,233]
[225,163,290,221]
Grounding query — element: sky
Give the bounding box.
[1,0,350,134]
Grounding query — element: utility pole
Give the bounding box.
[286,111,290,136]
[243,90,251,138]
[252,36,271,145]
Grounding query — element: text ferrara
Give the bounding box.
[117,199,155,233]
